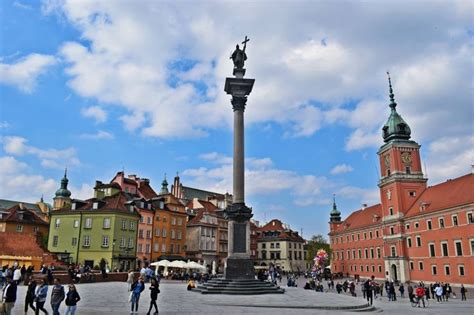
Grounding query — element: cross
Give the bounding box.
[242,35,249,50]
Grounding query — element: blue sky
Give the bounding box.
[1,0,472,239]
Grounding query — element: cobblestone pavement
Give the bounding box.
[7,279,474,315]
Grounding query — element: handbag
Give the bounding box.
[128,292,133,303]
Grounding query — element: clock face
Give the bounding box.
[401,152,412,164]
[384,155,390,167]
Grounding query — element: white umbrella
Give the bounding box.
[150,260,170,267]
[168,260,187,268]
[187,261,207,271]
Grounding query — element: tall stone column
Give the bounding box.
[224,55,255,280]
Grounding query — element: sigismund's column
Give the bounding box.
[224,37,255,280]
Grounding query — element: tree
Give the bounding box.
[306,234,332,266]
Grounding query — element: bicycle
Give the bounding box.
[411,296,430,308]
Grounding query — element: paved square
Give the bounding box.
[8,280,474,314]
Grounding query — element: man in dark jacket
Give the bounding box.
[2,276,17,315]
[50,278,65,315]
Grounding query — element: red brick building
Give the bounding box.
[329,76,474,285]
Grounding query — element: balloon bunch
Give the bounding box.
[313,249,329,271]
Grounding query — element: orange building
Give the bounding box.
[150,192,187,261]
[329,75,474,286]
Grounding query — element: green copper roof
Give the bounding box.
[382,72,411,143]
[55,168,72,198]
[330,194,341,222]
[160,174,169,195]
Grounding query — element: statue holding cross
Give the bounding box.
[230,36,249,69]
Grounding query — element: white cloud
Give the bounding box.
[0,122,10,129]
[0,155,93,203]
[2,136,80,169]
[0,53,56,92]
[13,1,33,10]
[337,186,380,206]
[330,164,354,175]
[0,156,57,202]
[345,129,380,151]
[80,106,108,123]
[79,130,114,140]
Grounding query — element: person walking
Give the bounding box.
[50,278,65,315]
[13,268,22,286]
[34,278,49,315]
[435,285,443,303]
[64,284,80,315]
[127,270,134,292]
[2,276,17,315]
[24,279,37,314]
[130,276,145,314]
[146,278,159,315]
[460,284,467,301]
[415,285,426,308]
[364,279,373,306]
[399,283,405,298]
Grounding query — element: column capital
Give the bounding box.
[231,96,247,112]
[224,202,253,222]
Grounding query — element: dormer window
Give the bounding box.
[93,202,99,209]
[159,201,164,209]
[140,202,144,208]
[147,203,151,210]
[398,123,406,132]
[71,203,76,210]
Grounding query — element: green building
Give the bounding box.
[48,181,140,271]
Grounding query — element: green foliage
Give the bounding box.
[306,234,332,266]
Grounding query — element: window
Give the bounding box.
[471,239,474,255]
[155,228,160,236]
[162,228,167,237]
[102,235,109,247]
[409,261,414,270]
[391,246,396,257]
[439,218,445,228]
[370,248,374,259]
[378,265,382,273]
[103,218,111,229]
[270,243,275,249]
[441,242,449,256]
[161,244,166,252]
[376,230,379,238]
[414,222,419,228]
[122,220,127,230]
[389,207,394,216]
[146,230,151,239]
[365,248,368,258]
[358,249,362,259]
[276,243,280,248]
[147,217,152,225]
[364,233,367,240]
[455,241,463,256]
[138,229,144,238]
[177,218,183,225]
[409,190,415,196]
[73,220,79,228]
[154,243,159,252]
[171,229,176,239]
[138,244,142,253]
[352,250,356,259]
[93,202,99,209]
[407,237,412,248]
[177,231,182,240]
[406,166,411,174]
[377,247,381,258]
[145,244,150,253]
[120,237,125,248]
[468,212,473,224]
[444,265,450,276]
[366,265,369,272]
[262,243,266,249]
[171,217,176,225]
[55,218,60,228]
[458,265,465,276]
[33,226,39,233]
[390,227,394,235]
[72,237,77,246]
[140,216,144,223]
[128,237,133,248]
[416,236,421,247]
[419,262,424,270]
[432,265,437,275]
[405,224,410,230]
[429,243,436,257]
[369,231,373,239]
[452,215,458,226]
[16,225,23,232]
[85,218,92,229]
[53,235,58,247]
[427,220,432,230]
[83,235,91,247]
[129,221,135,231]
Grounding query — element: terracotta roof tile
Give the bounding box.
[405,173,474,218]
[1,205,48,225]
[333,204,382,233]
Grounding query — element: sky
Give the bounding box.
[0,0,472,239]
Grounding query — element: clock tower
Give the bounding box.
[378,73,427,282]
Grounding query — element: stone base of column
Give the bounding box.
[224,257,255,280]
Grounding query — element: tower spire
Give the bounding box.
[387,71,397,110]
[330,193,341,222]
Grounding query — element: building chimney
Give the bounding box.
[362,204,367,210]
[19,203,24,210]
